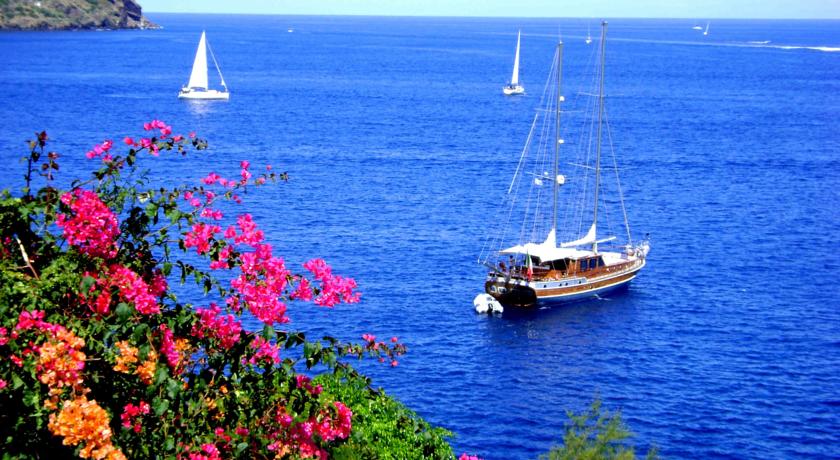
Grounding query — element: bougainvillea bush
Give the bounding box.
[0,123,455,459]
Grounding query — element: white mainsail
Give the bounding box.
[511,30,521,86]
[187,31,209,90]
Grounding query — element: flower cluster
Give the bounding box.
[191,304,242,350]
[56,189,120,259]
[81,264,161,315]
[0,121,440,460]
[247,336,281,365]
[266,401,353,458]
[295,374,323,396]
[159,324,191,374]
[112,340,157,385]
[120,401,151,433]
[37,330,86,391]
[85,139,114,161]
[304,258,361,307]
[48,396,126,460]
[107,264,161,314]
[122,119,175,156]
[187,443,221,460]
[361,333,406,367]
[184,223,221,255]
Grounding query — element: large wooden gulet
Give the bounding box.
[476,22,649,313]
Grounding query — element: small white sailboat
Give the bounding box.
[703,22,710,36]
[179,31,230,100]
[585,24,592,44]
[480,22,649,309]
[503,30,525,96]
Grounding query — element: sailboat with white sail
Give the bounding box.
[703,22,710,36]
[585,24,592,44]
[479,22,649,309]
[503,30,525,95]
[179,31,230,100]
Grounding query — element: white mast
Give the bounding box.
[511,30,521,86]
[592,21,607,254]
[551,40,563,241]
[187,31,209,90]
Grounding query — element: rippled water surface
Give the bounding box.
[1,16,839,459]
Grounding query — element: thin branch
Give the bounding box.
[15,236,39,279]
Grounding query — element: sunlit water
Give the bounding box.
[1,16,838,459]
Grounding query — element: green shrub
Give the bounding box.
[541,400,658,460]
[317,368,455,460]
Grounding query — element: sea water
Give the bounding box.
[0,16,838,459]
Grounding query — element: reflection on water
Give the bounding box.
[183,99,226,116]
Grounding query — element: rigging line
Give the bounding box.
[508,113,539,194]
[483,48,557,261]
[604,108,633,245]
[206,40,227,89]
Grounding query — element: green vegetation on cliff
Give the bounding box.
[0,0,156,30]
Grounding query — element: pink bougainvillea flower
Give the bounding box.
[56,189,120,259]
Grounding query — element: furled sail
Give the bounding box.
[561,223,597,248]
[511,30,521,85]
[187,31,209,90]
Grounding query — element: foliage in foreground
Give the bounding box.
[0,123,423,459]
[541,400,658,460]
[317,372,455,460]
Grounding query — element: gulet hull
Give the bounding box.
[485,258,644,308]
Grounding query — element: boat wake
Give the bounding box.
[522,32,840,53]
[768,45,840,52]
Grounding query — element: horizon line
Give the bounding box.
[142,12,840,21]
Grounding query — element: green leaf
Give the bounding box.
[153,398,170,416]
[116,302,132,321]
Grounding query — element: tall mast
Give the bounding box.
[552,40,564,241]
[592,21,607,253]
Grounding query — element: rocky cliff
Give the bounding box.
[0,0,158,30]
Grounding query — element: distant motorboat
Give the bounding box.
[288,28,294,33]
[692,24,703,30]
[748,40,771,44]
[503,30,525,96]
[703,22,710,36]
[179,31,230,100]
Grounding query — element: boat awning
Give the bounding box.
[500,225,617,261]
[500,229,594,261]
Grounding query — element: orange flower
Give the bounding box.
[48,395,126,460]
[113,341,138,374]
[37,333,86,390]
[136,349,158,385]
[114,340,157,385]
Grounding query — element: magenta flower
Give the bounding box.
[56,189,120,259]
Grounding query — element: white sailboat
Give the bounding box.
[179,31,230,100]
[703,22,710,36]
[480,22,649,309]
[503,30,525,96]
[585,24,592,44]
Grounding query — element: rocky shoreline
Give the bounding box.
[0,0,158,31]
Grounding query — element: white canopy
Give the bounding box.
[560,223,597,248]
[500,224,616,261]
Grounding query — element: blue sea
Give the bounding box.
[1,15,839,459]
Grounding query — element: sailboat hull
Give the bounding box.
[178,89,230,100]
[503,85,525,95]
[485,258,645,308]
